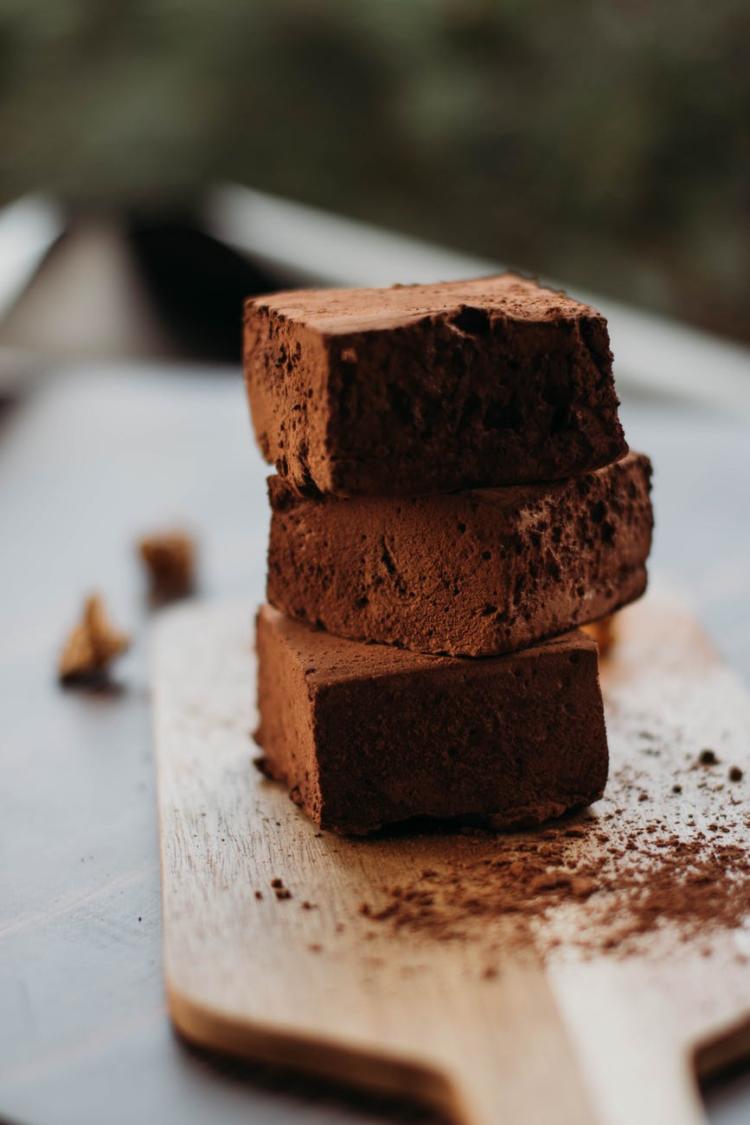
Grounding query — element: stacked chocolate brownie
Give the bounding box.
[244,274,653,835]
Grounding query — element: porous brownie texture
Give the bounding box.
[267,452,653,657]
[244,273,627,496]
[254,606,609,835]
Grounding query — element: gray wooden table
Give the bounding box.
[1,350,749,1125]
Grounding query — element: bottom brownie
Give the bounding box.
[254,606,608,835]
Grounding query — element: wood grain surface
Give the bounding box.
[154,589,750,1125]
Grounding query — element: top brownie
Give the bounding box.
[244,273,627,497]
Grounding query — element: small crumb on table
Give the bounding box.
[58,593,130,685]
[581,614,617,658]
[138,529,196,601]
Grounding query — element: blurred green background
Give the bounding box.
[2,0,748,340]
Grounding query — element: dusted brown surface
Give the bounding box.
[267,452,653,657]
[254,605,608,835]
[244,273,627,496]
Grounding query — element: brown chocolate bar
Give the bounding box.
[267,452,652,657]
[244,273,627,497]
[254,606,608,835]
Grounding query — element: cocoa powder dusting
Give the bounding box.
[355,734,750,960]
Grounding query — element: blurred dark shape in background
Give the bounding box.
[0,0,748,349]
[0,208,298,365]
[126,216,285,362]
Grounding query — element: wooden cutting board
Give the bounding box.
[153,591,750,1125]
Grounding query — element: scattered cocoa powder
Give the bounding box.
[356,827,750,958]
[354,747,750,960]
[270,877,292,900]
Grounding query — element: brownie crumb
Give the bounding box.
[699,749,718,766]
[138,529,196,601]
[58,593,130,685]
[581,615,617,658]
[254,891,263,901]
[729,766,744,782]
[270,875,292,901]
[672,784,683,794]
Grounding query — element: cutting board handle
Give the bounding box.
[444,1042,705,1125]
